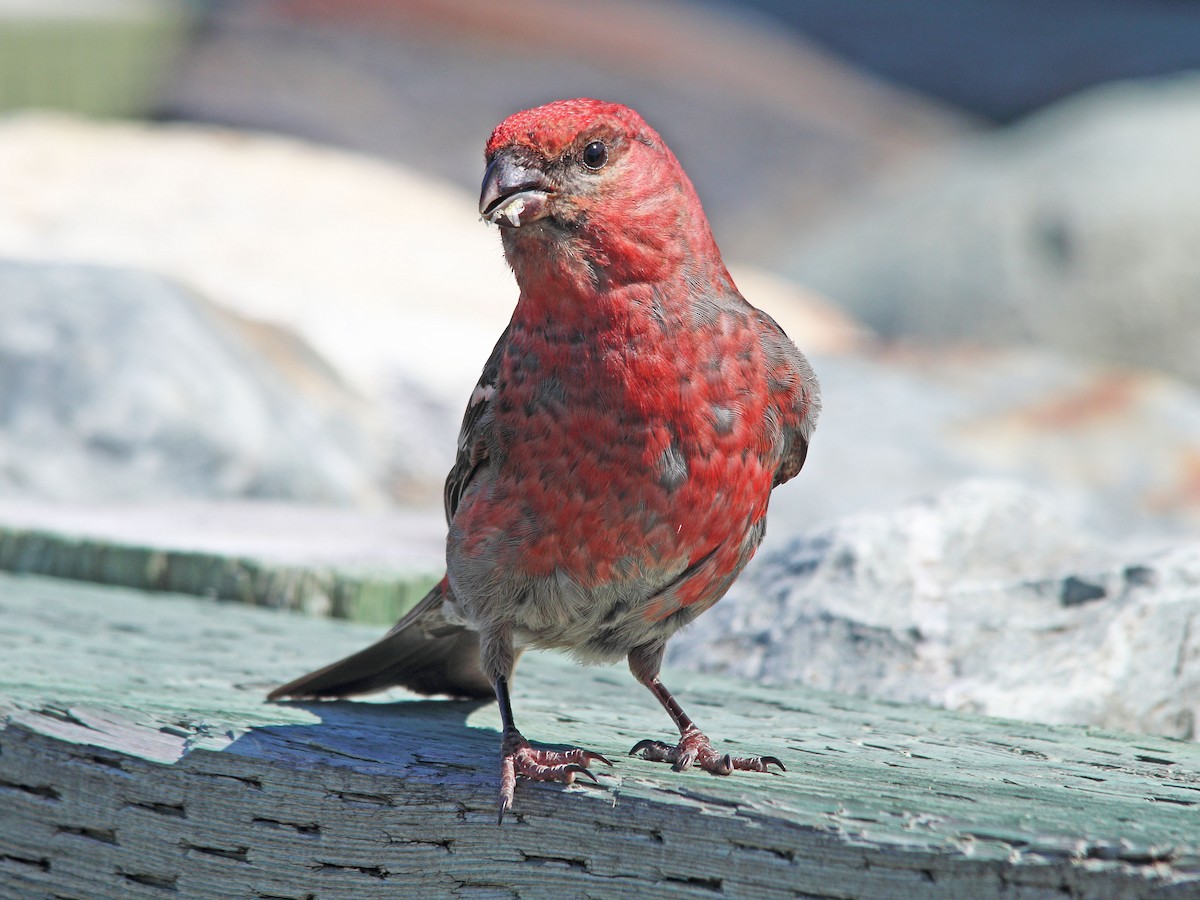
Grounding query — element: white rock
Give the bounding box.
[672,480,1200,740]
[0,260,379,504]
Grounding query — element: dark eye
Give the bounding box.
[581,141,608,170]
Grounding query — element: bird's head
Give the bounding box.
[480,98,727,298]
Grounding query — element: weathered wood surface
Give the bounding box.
[2,571,1198,899]
[0,502,444,623]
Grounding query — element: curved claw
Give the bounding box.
[629,738,668,757]
[631,729,786,778]
[566,763,600,784]
[673,747,698,772]
[497,732,609,823]
[498,770,516,825]
[728,753,787,773]
[716,753,734,776]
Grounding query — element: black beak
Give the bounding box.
[479,152,552,227]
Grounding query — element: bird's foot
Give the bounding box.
[498,730,611,823]
[630,726,785,775]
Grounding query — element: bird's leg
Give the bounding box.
[626,641,785,776]
[484,630,610,823]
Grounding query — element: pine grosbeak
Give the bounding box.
[270,98,821,821]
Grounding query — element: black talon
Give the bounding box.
[761,755,786,772]
[567,763,600,784]
[673,749,697,772]
[629,739,664,757]
[592,752,614,766]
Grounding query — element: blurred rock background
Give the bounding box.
[1,0,1198,737]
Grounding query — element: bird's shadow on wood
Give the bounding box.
[224,698,500,776]
[222,696,614,786]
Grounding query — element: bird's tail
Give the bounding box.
[267,576,493,701]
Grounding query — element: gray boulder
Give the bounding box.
[671,480,1200,740]
[0,260,382,503]
[785,73,1200,385]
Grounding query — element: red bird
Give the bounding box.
[270,98,821,821]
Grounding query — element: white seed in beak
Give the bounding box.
[488,195,525,227]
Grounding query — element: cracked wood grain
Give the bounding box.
[1,571,1198,898]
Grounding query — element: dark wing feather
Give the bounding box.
[753,309,821,487]
[267,579,493,700]
[444,324,509,524]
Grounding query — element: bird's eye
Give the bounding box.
[581,141,608,170]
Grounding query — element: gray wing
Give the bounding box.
[444,324,509,524]
[753,309,821,487]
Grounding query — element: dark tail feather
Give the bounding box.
[267,577,493,701]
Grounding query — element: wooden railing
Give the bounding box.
[1,562,1197,897]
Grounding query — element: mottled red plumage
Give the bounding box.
[270,98,821,821]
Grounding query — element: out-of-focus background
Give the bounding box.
[2,0,1199,738]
